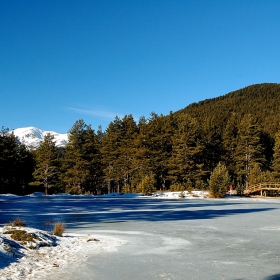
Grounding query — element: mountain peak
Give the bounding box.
[11,127,68,149]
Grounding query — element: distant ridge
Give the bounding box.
[179,83,280,136]
[11,127,68,149]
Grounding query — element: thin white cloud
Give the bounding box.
[68,107,123,120]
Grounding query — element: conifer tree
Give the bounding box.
[131,116,152,188]
[31,133,58,195]
[81,125,103,194]
[100,116,123,193]
[135,173,156,195]
[147,112,175,190]
[116,115,138,191]
[248,162,273,186]
[16,143,34,194]
[234,114,265,188]
[222,114,238,178]
[168,114,204,186]
[0,128,34,194]
[201,119,223,174]
[0,127,19,193]
[61,119,102,194]
[272,129,280,180]
[208,162,230,198]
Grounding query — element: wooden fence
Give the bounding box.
[244,182,280,196]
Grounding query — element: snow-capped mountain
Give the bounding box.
[11,127,68,149]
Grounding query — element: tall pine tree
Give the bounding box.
[234,114,265,188]
[31,133,58,195]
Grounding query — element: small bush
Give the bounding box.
[136,174,156,195]
[208,162,230,198]
[53,222,66,237]
[8,229,36,242]
[169,183,185,192]
[8,218,26,227]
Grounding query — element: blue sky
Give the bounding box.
[1,1,280,133]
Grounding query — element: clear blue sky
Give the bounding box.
[1,1,280,133]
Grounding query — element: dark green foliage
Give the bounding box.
[31,133,59,195]
[233,114,265,188]
[248,163,272,186]
[101,115,138,193]
[208,162,230,198]
[179,83,280,138]
[0,127,34,194]
[144,112,174,190]
[61,119,103,194]
[272,129,280,180]
[135,173,156,195]
[168,113,205,185]
[2,83,280,196]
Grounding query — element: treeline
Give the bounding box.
[1,112,280,196]
[1,83,280,195]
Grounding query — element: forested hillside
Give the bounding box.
[180,83,280,137]
[1,83,280,196]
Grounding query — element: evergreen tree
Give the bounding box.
[248,162,273,186]
[208,162,230,198]
[81,124,103,194]
[116,115,138,192]
[135,173,156,195]
[234,114,265,188]
[31,133,58,195]
[16,143,34,194]
[61,119,102,194]
[222,114,238,178]
[168,113,204,186]
[272,129,280,180]
[147,112,175,190]
[100,116,123,193]
[0,127,34,194]
[131,116,152,188]
[201,118,223,174]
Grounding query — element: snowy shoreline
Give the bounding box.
[0,227,126,280]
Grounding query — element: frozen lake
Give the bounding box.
[1,196,280,280]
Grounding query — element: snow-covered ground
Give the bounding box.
[0,225,125,280]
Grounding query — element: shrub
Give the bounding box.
[10,230,36,242]
[136,174,156,195]
[8,218,26,227]
[53,222,66,237]
[208,162,230,198]
[169,183,185,192]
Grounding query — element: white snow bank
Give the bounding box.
[0,227,126,280]
[151,191,209,199]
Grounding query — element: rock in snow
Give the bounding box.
[10,127,68,149]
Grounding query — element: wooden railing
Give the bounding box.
[244,182,280,195]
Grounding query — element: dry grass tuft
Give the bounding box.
[8,217,26,227]
[53,222,66,237]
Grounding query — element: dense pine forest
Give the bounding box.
[1,83,280,196]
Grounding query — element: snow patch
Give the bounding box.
[0,226,125,279]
